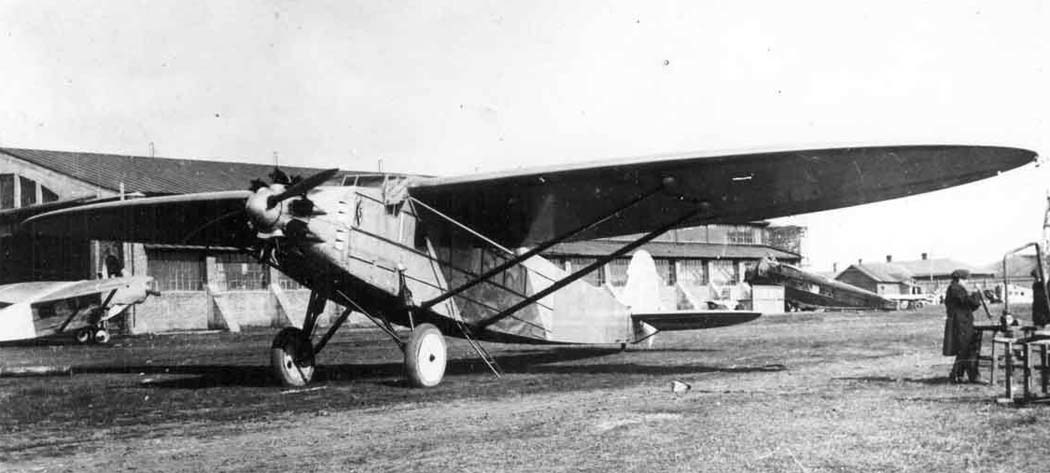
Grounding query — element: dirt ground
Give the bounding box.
[2,305,1048,472]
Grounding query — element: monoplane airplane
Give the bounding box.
[22,145,1036,387]
[0,275,157,344]
[745,257,897,311]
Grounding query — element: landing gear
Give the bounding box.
[404,323,447,388]
[271,327,316,387]
[74,328,91,345]
[93,328,111,345]
[73,326,110,345]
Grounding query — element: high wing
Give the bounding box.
[20,145,1035,251]
[407,145,1036,247]
[23,190,254,248]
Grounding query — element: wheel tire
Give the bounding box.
[93,328,111,345]
[270,327,315,387]
[405,323,447,388]
[74,328,91,344]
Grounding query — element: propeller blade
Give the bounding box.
[266,168,339,208]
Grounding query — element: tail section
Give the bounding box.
[618,250,663,313]
[616,250,662,345]
[617,250,761,345]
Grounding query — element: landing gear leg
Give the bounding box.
[404,323,447,388]
[270,290,326,387]
[74,328,92,345]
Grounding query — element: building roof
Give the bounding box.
[845,262,915,283]
[545,240,800,260]
[843,258,991,284]
[0,147,387,195]
[892,257,992,278]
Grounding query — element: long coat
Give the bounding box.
[942,281,980,356]
[1033,279,1050,327]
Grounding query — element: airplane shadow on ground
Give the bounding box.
[835,375,972,386]
[62,346,780,390]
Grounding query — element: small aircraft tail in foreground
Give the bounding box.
[0,276,159,344]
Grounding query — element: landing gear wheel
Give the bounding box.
[271,327,315,387]
[93,328,111,345]
[405,323,447,388]
[74,328,91,345]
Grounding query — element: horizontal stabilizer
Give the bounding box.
[631,310,761,332]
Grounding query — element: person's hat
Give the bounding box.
[951,269,971,279]
[1032,268,1041,278]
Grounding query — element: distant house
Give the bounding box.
[836,261,916,296]
[835,254,992,297]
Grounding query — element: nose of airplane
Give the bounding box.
[245,184,286,233]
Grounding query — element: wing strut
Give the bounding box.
[475,200,712,330]
[414,184,668,311]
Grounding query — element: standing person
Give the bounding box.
[943,269,982,383]
[1032,268,1050,328]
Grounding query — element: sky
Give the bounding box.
[0,0,1047,271]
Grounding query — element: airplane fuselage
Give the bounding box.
[271,185,635,344]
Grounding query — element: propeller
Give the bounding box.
[265,168,340,209]
[246,167,339,235]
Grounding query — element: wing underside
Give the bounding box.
[23,191,254,248]
[408,145,1036,247]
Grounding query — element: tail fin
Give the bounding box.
[617,250,662,313]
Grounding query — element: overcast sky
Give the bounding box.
[1,1,1047,270]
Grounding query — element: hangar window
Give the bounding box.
[605,258,630,287]
[0,174,13,209]
[147,248,205,291]
[19,176,36,207]
[655,259,676,286]
[709,259,738,286]
[566,257,605,286]
[217,252,270,290]
[727,230,755,245]
[276,270,302,290]
[678,259,707,285]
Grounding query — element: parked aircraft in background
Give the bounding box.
[745,257,897,311]
[22,145,1036,387]
[0,275,158,344]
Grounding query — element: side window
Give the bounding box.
[41,185,58,203]
[19,176,36,207]
[0,174,13,209]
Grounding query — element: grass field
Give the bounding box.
[1,305,1048,472]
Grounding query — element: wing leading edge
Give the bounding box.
[23,190,253,248]
[408,145,1036,247]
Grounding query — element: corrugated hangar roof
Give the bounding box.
[0,147,376,194]
[545,240,800,260]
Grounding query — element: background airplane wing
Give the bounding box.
[407,145,1036,247]
[29,277,149,304]
[23,191,254,248]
